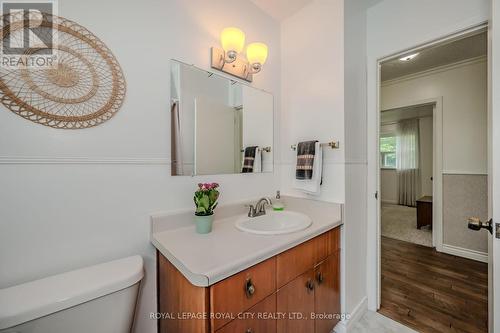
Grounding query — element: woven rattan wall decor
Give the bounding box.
[0,12,126,129]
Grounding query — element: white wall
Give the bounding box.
[382,59,488,174]
[366,0,490,311]
[343,0,381,326]
[380,169,398,203]
[280,0,345,203]
[0,1,281,333]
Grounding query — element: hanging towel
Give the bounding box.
[253,148,262,173]
[295,141,317,179]
[293,141,323,195]
[242,146,258,173]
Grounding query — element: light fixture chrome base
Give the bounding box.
[211,47,253,82]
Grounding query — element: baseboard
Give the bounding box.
[333,297,367,333]
[381,199,398,205]
[441,244,488,263]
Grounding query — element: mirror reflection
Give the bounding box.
[170,60,274,176]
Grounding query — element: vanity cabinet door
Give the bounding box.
[210,257,276,331]
[215,294,277,333]
[276,270,315,333]
[314,252,341,333]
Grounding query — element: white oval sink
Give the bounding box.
[235,211,312,235]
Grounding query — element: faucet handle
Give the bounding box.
[258,199,272,214]
[247,204,256,217]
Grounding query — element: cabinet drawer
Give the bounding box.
[277,228,340,288]
[210,257,276,331]
[216,294,277,333]
[315,228,340,263]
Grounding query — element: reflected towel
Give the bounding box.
[242,146,258,173]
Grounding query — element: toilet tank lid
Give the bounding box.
[0,255,144,330]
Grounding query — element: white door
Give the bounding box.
[490,2,500,331]
[195,97,237,175]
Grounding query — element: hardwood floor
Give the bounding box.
[379,237,488,333]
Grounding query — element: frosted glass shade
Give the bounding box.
[246,42,268,65]
[220,27,245,53]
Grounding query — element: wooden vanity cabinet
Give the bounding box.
[216,294,277,333]
[157,226,341,333]
[276,269,316,333]
[210,257,276,330]
[315,252,341,332]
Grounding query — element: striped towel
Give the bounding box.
[296,141,318,180]
[242,146,258,173]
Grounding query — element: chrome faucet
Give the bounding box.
[247,197,273,218]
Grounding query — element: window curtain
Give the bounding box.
[396,119,421,206]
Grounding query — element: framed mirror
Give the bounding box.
[170,60,274,176]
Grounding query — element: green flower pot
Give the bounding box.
[195,214,214,234]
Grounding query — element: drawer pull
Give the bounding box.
[245,329,253,333]
[306,279,315,292]
[245,278,255,298]
[316,272,324,285]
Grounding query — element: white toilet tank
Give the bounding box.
[0,255,144,333]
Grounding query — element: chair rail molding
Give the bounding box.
[0,156,170,165]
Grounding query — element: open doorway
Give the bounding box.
[380,103,435,248]
[377,29,489,332]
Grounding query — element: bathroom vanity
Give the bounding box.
[151,196,343,333]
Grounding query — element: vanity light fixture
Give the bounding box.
[220,27,246,63]
[211,27,268,82]
[246,42,268,74]
[399,53,419,62]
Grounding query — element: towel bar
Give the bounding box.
[290,141,340,151]
[240,146,272,153]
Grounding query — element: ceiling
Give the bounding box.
[381,32,487,82]
[249,0,314,21]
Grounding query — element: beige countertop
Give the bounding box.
[151,196,343,287]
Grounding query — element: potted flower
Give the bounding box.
[193,183,220,234]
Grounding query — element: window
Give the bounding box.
[380,135,397,168]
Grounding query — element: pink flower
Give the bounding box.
[197,182,219,191]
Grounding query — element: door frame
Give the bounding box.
[367,23,489,310]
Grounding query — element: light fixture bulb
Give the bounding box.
[399,53,419,62]
[220,27,245,55]
[246,42,268,70]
